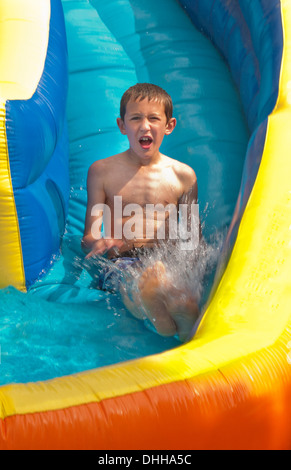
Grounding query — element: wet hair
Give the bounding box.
[119,83,173,122]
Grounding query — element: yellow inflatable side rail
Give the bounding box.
[1,0,291,450]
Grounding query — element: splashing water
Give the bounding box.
[97,229,224,333]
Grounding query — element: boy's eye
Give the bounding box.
[129,115,161,122]
[149,116,161,122]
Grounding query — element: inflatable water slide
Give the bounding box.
[1,0,291,450]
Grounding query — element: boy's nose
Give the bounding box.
[140,118,151,131]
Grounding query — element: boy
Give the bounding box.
[82,83,200,341]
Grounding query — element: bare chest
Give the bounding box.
[105,167,182,208]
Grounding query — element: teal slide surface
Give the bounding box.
[0,0,249,385]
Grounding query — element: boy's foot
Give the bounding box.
[138,261,199,341]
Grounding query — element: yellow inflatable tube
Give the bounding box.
[1,0,291,450]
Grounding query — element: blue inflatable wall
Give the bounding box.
[3,0,69,289]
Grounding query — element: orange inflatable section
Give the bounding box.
[1,325,291,450]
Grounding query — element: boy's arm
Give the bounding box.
[82,161,105,257]
[82,161,122,258]
[178,165,203,243]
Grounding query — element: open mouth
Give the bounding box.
[139,136,153,149]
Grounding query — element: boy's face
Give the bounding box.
[117,98,176,163]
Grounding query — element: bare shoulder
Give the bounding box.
[167,157,197,187]
[88,153,123,178]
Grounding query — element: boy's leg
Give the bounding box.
[138,261,199,341]
[119,263,176,331]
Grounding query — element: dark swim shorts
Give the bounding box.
[97,257,142,292]
[97,246,154,292]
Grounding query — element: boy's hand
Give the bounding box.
[85,238,124,259]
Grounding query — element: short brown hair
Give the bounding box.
[120,83,173,122]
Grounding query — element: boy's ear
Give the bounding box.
[117,117,127,135]
[165,117,176,135]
